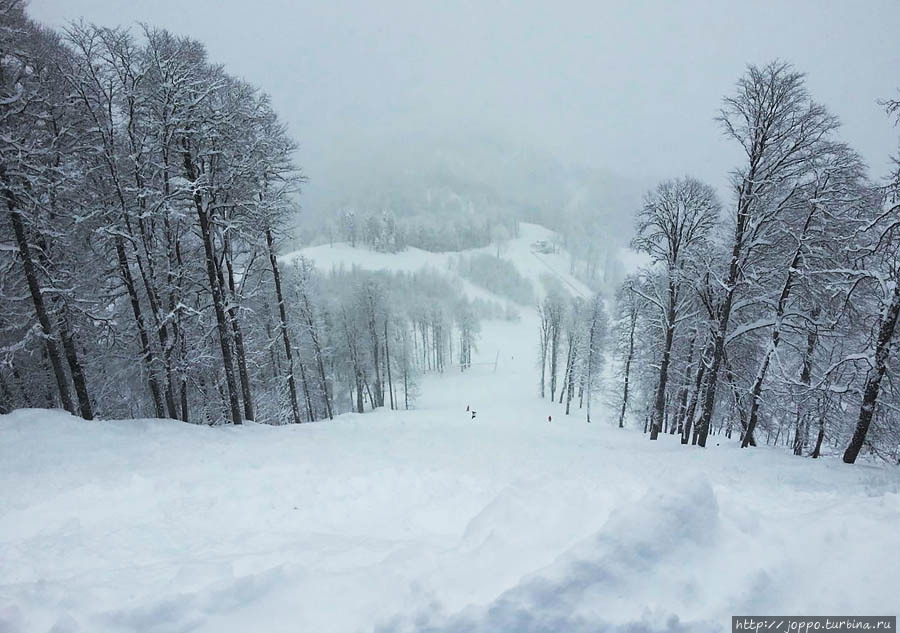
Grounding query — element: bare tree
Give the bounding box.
[695,61,839,447]
[632,177,719,440]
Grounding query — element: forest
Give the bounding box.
[0,2,490,426]
[580,62,900,465]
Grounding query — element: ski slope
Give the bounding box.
[282,222,592,302]
[2,226,899,633]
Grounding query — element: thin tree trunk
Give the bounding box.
[223,247,254,421]
[565,342,576,415]
[549,326,560,401]
[301,292,332,419]
[364,379,375,411]
[674,333,696,435]
[793,307,821,455]
[368,309,383,407]
[559,337,573,405]
[724,364,754,446]
[298,357,314,422]
[810,414,826,458]
[384,320,395,410]
[403,365,409,410]
[180,378,189,424]
[266,229,301,425]
[540,334,547,398]
[683,359,707,445]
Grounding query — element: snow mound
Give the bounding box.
[376,478,721,633]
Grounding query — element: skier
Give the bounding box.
[471,410,477,420]
[466,405,470,412]
[548,415,552,423]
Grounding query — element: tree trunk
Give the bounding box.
[674,333,696,435]
[180,378,189,424]
[724,364,755,446]
[59,311,93,419]
[540,333,547,399]
[618,313,636,428]
[403,364,409,410]
[696,324,726,448]
[683,360,707,445]
[223,246,255,421]
[7,201,75,415]
[795,307,819,456]
[744,224,814,447]
[266,229,301,425]
[128,217,178,420]
[565,342,576,415]
[697,185,753,446]
[298,357,314,421]
[549,327,560,401]
[30,226,94,420]
[369,314,383,407]
[650,279,677,440]
[0,370,12,414]
[183,148,242,425]
[301,292,333,420]
[843,279,900,463]
[559,338,573,405]
[810,414,826,458]
[384,320,395,410]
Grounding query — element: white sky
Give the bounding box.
[29,0,900,206]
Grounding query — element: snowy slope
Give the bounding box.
[282,222,592,303]
[3,408,899,632]
[2,226,899,633]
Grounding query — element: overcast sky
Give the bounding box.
[29,0,900,204]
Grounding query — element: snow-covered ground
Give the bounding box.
[2,227,899,633]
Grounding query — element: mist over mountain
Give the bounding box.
[295,120,643,249]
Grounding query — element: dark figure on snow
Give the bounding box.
[471,410,476,420]
[466,405,470,412]
[548,415,552,423]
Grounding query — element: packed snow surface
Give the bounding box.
[2,226,899,632]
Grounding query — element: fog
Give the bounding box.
[6,4,900,623]
[30,0,900,239]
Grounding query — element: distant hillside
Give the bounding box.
[293,125,643,256]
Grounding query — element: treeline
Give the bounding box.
[611,62,900,464]
[335,209,406,253]
[538,279,608,422]
[333,208,519,254]
[452,253,535,306]
[555,214,628,293]
[281,262,484,418]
